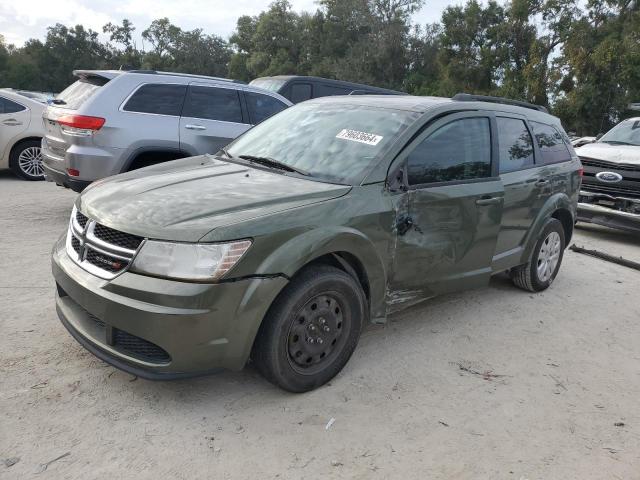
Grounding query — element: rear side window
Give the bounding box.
[497,117,534,173]
[290,83,312,103]
[316,84,352,97]
[408,117,492,185]
[0,97,26,114]
[182,86,243,123]
[123,84,186,116]
[56,77,107,110]
[531,121,572,164]
[245,92,288,124]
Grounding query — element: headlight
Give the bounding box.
[130,239,252,281]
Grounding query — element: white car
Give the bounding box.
[571,136,596,148]
[0,88,47,180]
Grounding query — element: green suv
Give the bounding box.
[52,94,581,392]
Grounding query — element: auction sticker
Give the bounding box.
[336,129,383,146]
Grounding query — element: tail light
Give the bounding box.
[57,115,105,136]
[67,168,80,177]
[578,167,584,177]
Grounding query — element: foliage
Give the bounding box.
[1,0,638,134]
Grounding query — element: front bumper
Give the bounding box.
[577,190,640,234]
[52,235,288,378]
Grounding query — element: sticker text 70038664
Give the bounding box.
[336,129,383,146]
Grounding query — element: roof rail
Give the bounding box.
[452,93,548,113]
[126,70,243,83]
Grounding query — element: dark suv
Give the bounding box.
[52,94,581,392]
[250,75,404,103]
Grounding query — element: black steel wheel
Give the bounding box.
[287,293,348,375]
[252,264,366,392]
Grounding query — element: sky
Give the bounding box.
[0,0,458,47]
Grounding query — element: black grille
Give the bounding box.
[93,224,143,250]
[87,311,106,329]
[580,158,639,172]
[113,329,171,364]
[76,211,89,228]
[85,248,127,273]
[71,235,81,254]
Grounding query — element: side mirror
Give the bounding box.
[596,133,604,140]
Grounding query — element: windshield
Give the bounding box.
[599,119,640,146]
[225,102,418,184]
[249,78,288,93]
[55,77,108,109]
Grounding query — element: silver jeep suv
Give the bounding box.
[42,70,292,192]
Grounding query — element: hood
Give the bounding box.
[78,156,350,242]
[576,142,640,165]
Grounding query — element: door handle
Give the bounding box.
[535,179,550,186]
[475,196,502,206]
[2,119,22,126]
[184,124,206,130]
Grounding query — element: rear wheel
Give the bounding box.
[10,139,44,181]
[252,265,366,392]
[511,218,565,292]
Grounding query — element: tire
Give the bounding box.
[252,264,366,393]
[9,139,45,181]
[511,218,566,292]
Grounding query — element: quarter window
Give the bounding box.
[245,92,288,124]
[496,117,534,173]
[407,117,492,185]
[316,84,352,97]
[531,121,572,164]
[182,86,243,123]
[123,84,186,116]
[0,97,27,114]
[290,83,312,103]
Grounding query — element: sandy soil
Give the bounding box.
[1,171,639,479]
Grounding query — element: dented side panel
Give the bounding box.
[388,180,504,310]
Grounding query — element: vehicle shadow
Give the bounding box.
[0,170,20,181]
[103,278,516,404]
[575,222,640,247]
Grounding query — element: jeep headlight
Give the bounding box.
[131,239,252,281]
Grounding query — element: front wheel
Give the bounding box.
[10,139,45,181]
[511,218,566,292]
[252,264,366,393]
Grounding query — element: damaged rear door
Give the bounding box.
[389,112,504,307]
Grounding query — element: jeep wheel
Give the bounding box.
[10,140,44,181]
[511,218,565,292]
[252,264,366,392]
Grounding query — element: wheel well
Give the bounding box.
[10,137,42,157]
[552,208,574,245]
[126,150,186,172]
[304,252,371,303]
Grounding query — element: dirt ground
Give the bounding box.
[1,171,639,480]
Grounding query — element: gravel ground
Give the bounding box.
[1,171,639,479]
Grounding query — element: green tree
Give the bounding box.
[553,0,640,134]
[103,19,141,69]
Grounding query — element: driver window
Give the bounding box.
[407,117,492,185]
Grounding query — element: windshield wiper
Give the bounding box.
[238,155,309,176]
